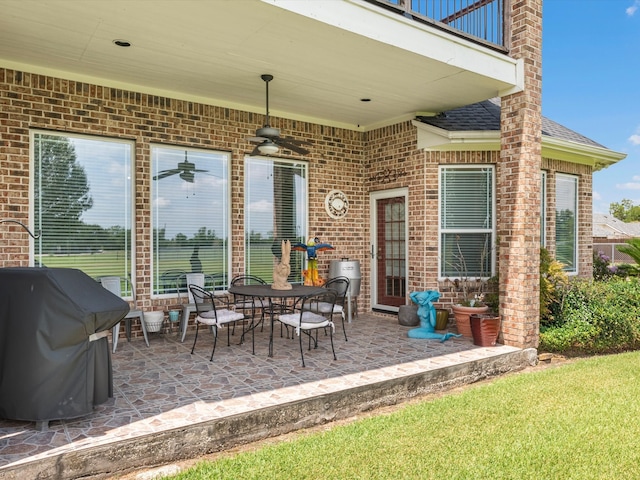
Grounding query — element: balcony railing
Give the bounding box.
[368,0,507,51]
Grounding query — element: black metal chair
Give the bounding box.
[276,290,338,367]
[230,275,268,331]
[188,284,246,361]
[302,276,350,341]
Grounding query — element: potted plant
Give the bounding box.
[451,294,489,337]
[470,312,500,346]
[447,236,491,337]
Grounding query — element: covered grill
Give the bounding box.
[0,267,129,429]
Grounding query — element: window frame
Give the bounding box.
[438,165,496,280]
[555,173,578,274]
[244,155,308,283]
[150,144,232,298]
[30,130,136,294]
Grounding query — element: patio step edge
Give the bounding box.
[0,347,537,480]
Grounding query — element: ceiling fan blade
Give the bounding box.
[246,136,269,143]
[279,136,313,146]
[250,145,261,156]
[153,169,181,180]
[192,168,210,173]
[274,138,310,155]
[180,171,195,183]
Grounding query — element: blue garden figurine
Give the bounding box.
[408,290,461,342]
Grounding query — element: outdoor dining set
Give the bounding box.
[105,273,352,368]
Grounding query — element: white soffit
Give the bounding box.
[412,120,627,170]
[264,0,522,88]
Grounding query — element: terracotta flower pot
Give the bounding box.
[470,313,501,346]
[451,304,489,337]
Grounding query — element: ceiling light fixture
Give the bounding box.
[257,140,279,155]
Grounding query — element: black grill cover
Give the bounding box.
[0,267,129,423]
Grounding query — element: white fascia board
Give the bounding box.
[413,121,499,151]
[412,120,627,169]
[542,136,627,171]
[264,0,521,88]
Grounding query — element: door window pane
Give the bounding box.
[32,132,134,290]
[151,145,230,295]
[245,157,307,283]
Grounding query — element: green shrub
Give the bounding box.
[593,250,616,280]
[614,262,639,278]
[539,278,640,354]
[616,238,640,275]
[540,247,568,326]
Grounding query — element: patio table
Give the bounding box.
[228,284,326,357]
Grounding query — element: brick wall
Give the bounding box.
[1,34,591,350]
[542,158,593,278]
[498,0,543,348]
[0,68,367,320]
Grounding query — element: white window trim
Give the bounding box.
[244,154,308,282]
[29,130,136,292]
[150,144,232,299]
[438,164,496,280]
[555,173,579,275]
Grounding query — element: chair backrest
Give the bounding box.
[324,276,350,305]
[300,289,338,321]
[231,275,267,287]
[100,276,138,306]
[185,273,205,303]
[100,276,122,297]
[189,284,216,316]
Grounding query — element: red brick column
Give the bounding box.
[498,0,543,348]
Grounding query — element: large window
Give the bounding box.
[439,166,495,278]
[32,131,134,287]
[151,145,230,296]
[555,174,578,273]
[244,157,307,283]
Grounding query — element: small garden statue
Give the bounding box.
[293,237,334,286]
[408,290,461,342]
[272,239,292,290]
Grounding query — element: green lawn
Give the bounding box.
[38,244,302,287]
[167,352,640,479]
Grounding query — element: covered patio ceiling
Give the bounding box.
[0,0,521,130]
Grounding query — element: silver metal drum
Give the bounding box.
[329,259,361,296]
[329,259,361,322]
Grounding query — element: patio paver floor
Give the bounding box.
[0,312,524,477]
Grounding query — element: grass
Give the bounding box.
[167,352,640,479]
[38,244,300,285]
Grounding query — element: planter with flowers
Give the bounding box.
[446,235,492,338]
[451,294,489,338]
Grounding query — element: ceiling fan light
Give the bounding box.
[258,141,279,155]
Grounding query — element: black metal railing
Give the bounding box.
[368,0,507,51]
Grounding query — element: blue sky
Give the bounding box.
[542,0,640,214]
